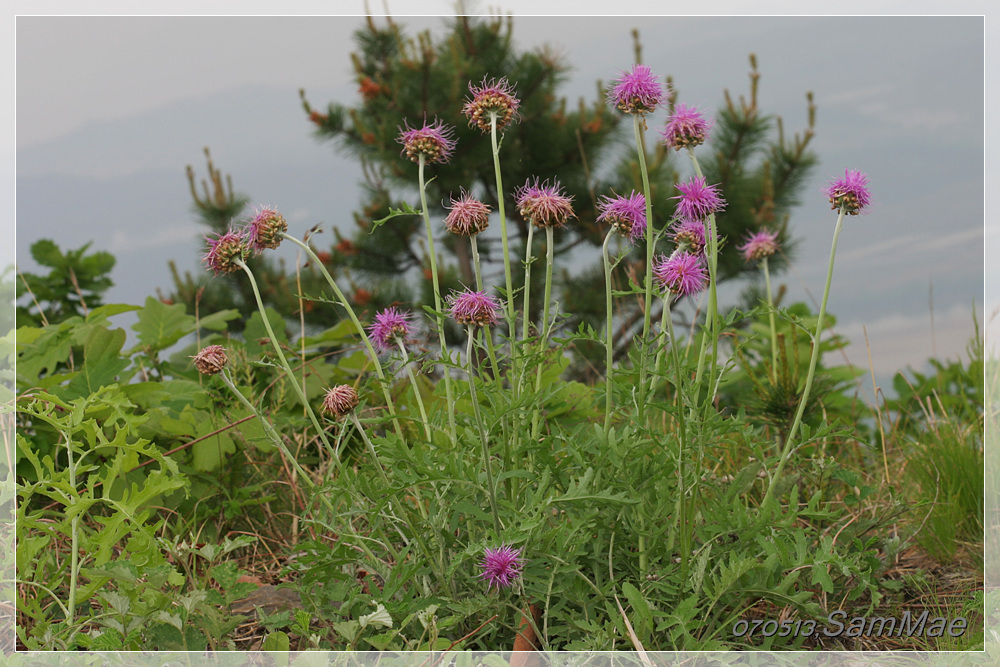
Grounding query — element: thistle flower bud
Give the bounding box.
[661,104,711,151]
[192,345,228,375]
[202,229,248,275]
[607,64,667,116]
[825,169,872,216]
[322,385,360,419]
[448,290,502,328]
[515,178,575,229]
[444,190,491,236]
[245,207,287,253]
[738,229,780,262]
[397,118,456,165]
[462,77,521,133]
[653,251,709,297]
[597,191,646,244]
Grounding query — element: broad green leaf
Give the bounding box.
[132,296,195,351]
[196,308,240,331]
[62,327,129,400]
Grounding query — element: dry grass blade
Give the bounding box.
[614,592,652,666]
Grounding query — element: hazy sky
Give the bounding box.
[9,1,997,399]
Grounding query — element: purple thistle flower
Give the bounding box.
[607,64,667,115]
[444,189,492,236]
[478,544,524,590]
[397,117,456,165]
[673,176,726,221]
[661,104,712,151]
[653,251,709,297]
[671,218,708,255]
[738,229,780,262]
[322,384,360,419]
[192,345,228,376]
[597,191,647,243]
[368,307,413,353]
[202,229,248,276]
[462,77,521,133]
[515,178,576,229]
[245,206,288,253]
[448,289,502,328]
[825,169,872,216]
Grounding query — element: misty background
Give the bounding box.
[13,8,988,400]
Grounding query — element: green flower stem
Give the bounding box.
[529,226,556,442]
[762,256,779,383]
[466,325,503,536]
[64,430,79,626]
[761,205,847,515]
[650,295,671,397]
[633,114,657,424]
[470,234,484,292]
[418,154,458,445]
[686,147,721,410]
[490,113,516,326]
[663,297,691,576]
[602,229,616,437]
[278,233,403,441]
[349,413,391,487]
[484,326,502,383]
[236,259,336,456]
[521,224,536,351]
[396,339,431,442]
[219,369,335,482]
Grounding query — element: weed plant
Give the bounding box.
[11,63,985,653]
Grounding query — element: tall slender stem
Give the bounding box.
[761,206,847,514]
[220,369,336,480]
[602,229,616,437]
[470,235,484,292]
[64,431,79,626]
[466,325,503,535]
[491,113,516,325]
[521,225,536,350]
[236,259,335,455]
[417,154,458,445]
[530,226,556,442]
[686,148,720,411]
[663,298,690,575]
[634,115,655,423]
[396,339,431,442]
[762,257,779,383]
[278,233,403,441]
[349,413,391,487]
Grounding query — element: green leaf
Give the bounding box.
[62,326,129,400]
[621,582,653,636]
[132,296,195,351]
[262,631,290,652]
[371,202,421,231]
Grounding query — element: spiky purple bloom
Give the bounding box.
[661,104,712,151]
[444,189,492,236]
[322,384,360,419]
[462,77,521,133]
[202,229,248,276]
[192,345,228,375]
[607,64,666,115]
[245,206,288,253]
[671,218,708,255]
[368,307,413,353]
[825,169,871,216]
[738,229,780,262]
[515,178,576,229]
[653,251,709,297]
[448,289,502,328]
[478,544,524,590]
[673,176,726,221]
[397,117,456,165]
[597,191,647,243]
